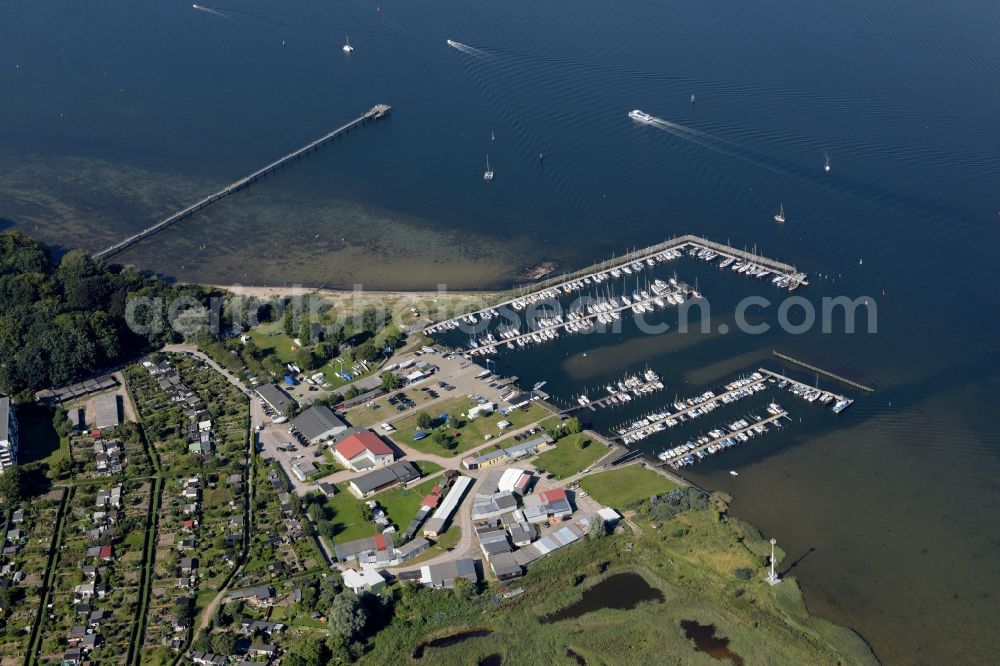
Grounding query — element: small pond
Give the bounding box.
[680,620,744,665]
[542,572,664,623]
[412,629,493,659]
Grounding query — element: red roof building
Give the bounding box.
[332,431,395,471]
[421,495,440,509]
[99,545,113,561]
[539,488,567,504]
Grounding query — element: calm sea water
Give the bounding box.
[3,0,1000,662]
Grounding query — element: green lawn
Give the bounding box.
[531,433,607,479]
[328,476,442,544]
[390,400,549,457]
[411,460,444,477]
[578,465,679,509]
[248,324,298,364]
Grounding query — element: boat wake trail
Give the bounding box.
[635,111,984,223]
[645,115,791,179]
[192,4,227,18]
[446,39,492,59]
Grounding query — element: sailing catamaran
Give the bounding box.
[773,204,785,223]
[483,154,494,181]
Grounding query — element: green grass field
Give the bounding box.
[248,325,298,363]
[328,476,442,544]
[579,465,679,509]
[530,433,607,479]
[390,400,548,457]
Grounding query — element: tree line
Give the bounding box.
[0,232,222,399]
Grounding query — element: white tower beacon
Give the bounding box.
[766,538,782,585]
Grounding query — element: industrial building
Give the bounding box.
[291,405,348,444]
[348,460,420,498]
[256,384,294,415]
[93,393,121,430]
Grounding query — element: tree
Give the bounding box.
[295,347,316,371]
[49,456,73,481]
[315,341,337,364]
[355,340,381,363]
[0,466,26,502]
[283,307,295,337]
[379,371,401,392]
[328,592,367,641]
[210,632,236,655]
[382,325,403,350]
[416,412,433,430]
[565,417,583,434]
[284,636,329,666]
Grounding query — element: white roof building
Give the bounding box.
[341,568,386,595]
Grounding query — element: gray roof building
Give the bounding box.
[292,405,348,443]
[256,384,294,414]
[396,537,431,562]
[420,558,479,589]
[489,552,523,580]
[349,461,420,498]
[93,393,121,430]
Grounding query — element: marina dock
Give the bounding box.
[772,351,875,392]
[612,375,768,442]
[655,408,789,468]
[94,104,392,260]
[424,235,807,335]
[463,286,693,356]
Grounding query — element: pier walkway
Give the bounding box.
[569,384,667,413]
[94,104,392,260]
[772,351,874,392]
[655,409,789,467]
[757,368,846,402]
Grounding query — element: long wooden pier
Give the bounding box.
[771,351,874,393]
[94,104,392,260]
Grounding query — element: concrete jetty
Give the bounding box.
[772,351,874,392]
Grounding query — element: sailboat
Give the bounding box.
[483,154,494,181]
[342,35,354,53]
[773,204,785,223]
[824,156,831,173]
[491,131,495,141]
